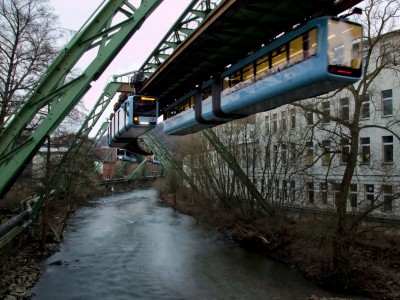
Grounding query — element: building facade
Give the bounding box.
[256,30,400,216]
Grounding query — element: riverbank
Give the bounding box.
[0,182,155,299]
[0,214,63,299]
[1,184,399,299]
[161,190,400,299]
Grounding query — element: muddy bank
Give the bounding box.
[0,182,155,299]
[0,242,58,300]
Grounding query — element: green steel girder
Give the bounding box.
[139,0,221,76]
[25,80,130,214]
[142,131,200,194]
[126,159,148,181]
[92,148,115,175]
[49,81,126,190]
[89,122,110,152]
[114,161,129,179]
[0,0,163,198]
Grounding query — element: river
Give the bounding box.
[31,188,350,299]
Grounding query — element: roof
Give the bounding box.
[140,0,363,112]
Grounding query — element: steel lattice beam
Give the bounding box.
[139,0,221,77]
[0,0,163,198]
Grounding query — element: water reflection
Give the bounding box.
[32,188,349,300]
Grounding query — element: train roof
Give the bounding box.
[140,0,362,112]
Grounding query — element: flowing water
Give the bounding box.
[31,188,352,299]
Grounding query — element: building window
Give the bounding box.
[275,180,280,200]
[265,145,270,167]
[382,185,393,212]
[240,147,246,164]
[307,182,314,204]
[322,140,331,166]
[365,184,374,206]
[341,138,350,164]
[321,101,330,124]
[361,94,370,119]
[349,184,357,208]
[380,43,393,65]
[281,111,287,131]
[382,89,393,116]
[306,141,313,166]
[306,105,313,126]
[320,182,328,205]
[382,136,393,163]
[289,142,296,162]
[290,108,296,129]
[283,180,288,202]
[360,137,370,164]
[340,97,349,122]
[272,113,278,132]
[290,181,296,203]
[273,144,279,165]
[281,144,287,164]
[334,185,340,207]
[265,115,270,133]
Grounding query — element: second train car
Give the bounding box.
[108,95,158,148]
[116,148,137,162]
[163,16,363,135]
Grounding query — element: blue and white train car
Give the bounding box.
[108,95,158,147]
[163,16,363,135]
[147,155,161,164]
[116,148,137,163]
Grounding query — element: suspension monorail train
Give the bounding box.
[108,95,158,149]
[116,148,137,162]
[147,155,161,164]
[163,16,363,135]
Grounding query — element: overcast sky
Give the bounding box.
[48,0,191,128]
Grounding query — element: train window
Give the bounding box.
[328,20,362,70]
[289,36,304,64]
[256,55,269,79]
[222,77,230,91]
[116,148,125,156]
[243,63,254,82]
[230,70,241,87]
[272,45,287,68]
[118,109,125,131]
[190,96,195,108]
[307,28,318,57]
[179,102,185,113]
[203,87,211,100]
[134,97,156,117]
[309,29,318,56]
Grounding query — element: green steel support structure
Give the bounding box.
[125,159,148,181]
[143,131,200,194]
[139,0,221,77]
[50,81,131,187]
[92,148,115,175]
[0,0,163,198]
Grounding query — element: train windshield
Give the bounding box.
[327,19,363,72]
[134,96,157,117]
[116,148,125,156]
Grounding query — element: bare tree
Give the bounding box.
[0,0,61,129]
[290,0,400,276]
